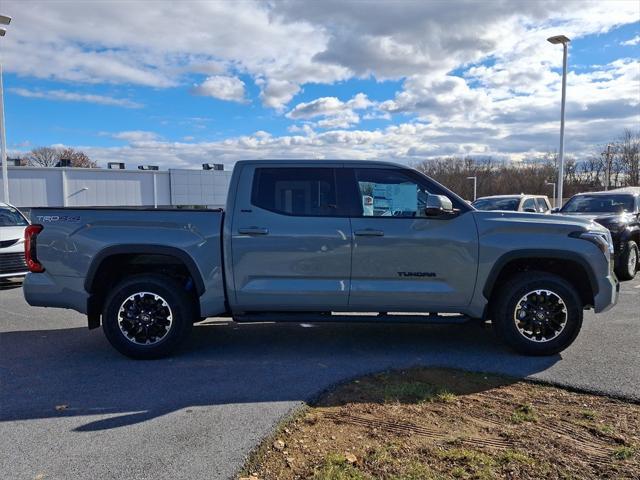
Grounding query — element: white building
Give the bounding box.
[2,165,232,209]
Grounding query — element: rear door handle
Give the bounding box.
[354,229,384,237]
[238,227,269,235]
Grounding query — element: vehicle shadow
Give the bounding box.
[0,320,561,432]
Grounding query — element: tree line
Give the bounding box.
[17,146,97,168]
[415,129,640,201]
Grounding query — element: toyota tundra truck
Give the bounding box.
[22,160,619,359]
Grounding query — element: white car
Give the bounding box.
[0,202,29,279]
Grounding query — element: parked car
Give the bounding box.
[472,194,552,213]
[23,160,618,359]
[554,188,640,280]
[0,202,29,279]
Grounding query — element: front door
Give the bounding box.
[230,164,352,310]
[347,167,478,311]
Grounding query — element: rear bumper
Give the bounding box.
[23,272,88,314]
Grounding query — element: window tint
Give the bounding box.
[535,198,549,212]
[0,207,28,226]
[522,198,536,211]
[472,197,519,211]
[251,168,339,216]
[354,169,433,218]
[561,194,634,213]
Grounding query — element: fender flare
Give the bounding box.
[482,249,599,300]
[84,244,205,296]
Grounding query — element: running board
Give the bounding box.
[233,312,472,325]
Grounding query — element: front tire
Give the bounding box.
[615,240,638,281]
[492,272,583,356]
[102,274,194,359]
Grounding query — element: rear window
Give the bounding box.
[0,206,28,226]
[472,197,520,211]
[251,168,340,216]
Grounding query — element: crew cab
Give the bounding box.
[23,160,619,359]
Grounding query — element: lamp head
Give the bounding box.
[547,35,570,45]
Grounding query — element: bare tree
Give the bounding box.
[25,147,97,168]
[26,147,60,167]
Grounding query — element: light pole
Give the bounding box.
[547,34,570,208]
[545,181,556,208]
[466,176,477,201]
[0,14,11,204]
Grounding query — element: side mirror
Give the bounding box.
[551,207,560,213]
[424,195,454,217]
[523,208,537,213]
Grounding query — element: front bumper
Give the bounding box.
[593,252,619,313]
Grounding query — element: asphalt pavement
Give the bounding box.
[1,276,638,480]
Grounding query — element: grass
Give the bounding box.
[510,403,538,424]
[312,453,370,480]
[241,367,640,480]
[612,445,636,461]
[376,381,457,404]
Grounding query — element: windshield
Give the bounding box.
[472,197,520,211]
[0,206,29,227]
[561,195,634,214]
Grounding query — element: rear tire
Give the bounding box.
[492,272,583,356]
[102,274,194,359]
[615,240,638,281]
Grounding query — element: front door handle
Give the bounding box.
[354,229,384,237]
[238,227,269,235]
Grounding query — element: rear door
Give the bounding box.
[230,164,352,310]
[346,167,478,311]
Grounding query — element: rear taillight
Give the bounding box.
[25,224,45,273]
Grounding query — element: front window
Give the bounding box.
[561,195,634,214]
[354,169,432,217]
[0,206,28,226]
[472,197,520,211]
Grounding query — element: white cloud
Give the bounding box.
[9,88,142,108]
[191,75,246,102]
[112,131,160,142]
[287,93,375,128]
[621,35,640,46]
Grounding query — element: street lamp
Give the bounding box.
[0,13,11,204]
[466,176,477,201]
[545,181,556,208]
[547,34,570,208]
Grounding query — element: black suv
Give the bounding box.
[556,188,640,280]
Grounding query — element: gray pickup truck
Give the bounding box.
[23,160,619,359]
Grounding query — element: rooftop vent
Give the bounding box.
[202,163,223,171]
[56,158,71,167]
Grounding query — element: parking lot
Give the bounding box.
[1,277,639,480]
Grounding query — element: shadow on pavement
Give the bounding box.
[0,320,560,432]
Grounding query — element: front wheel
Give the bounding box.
[492,272,583,356]
[615,240,638,281]
[102,274,194,359]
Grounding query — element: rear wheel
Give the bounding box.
[102,274,194,359]
[615,240,638,281]
[492,272,583,356]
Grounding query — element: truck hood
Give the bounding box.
[472,210,608,235]
[555,211,633,228]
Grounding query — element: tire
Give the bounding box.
[492,272,583,356]
[102,274,194,359]
[615,241,638,281]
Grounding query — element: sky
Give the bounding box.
[2,0,639,170]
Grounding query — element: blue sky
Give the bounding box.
[2,1,639,168]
